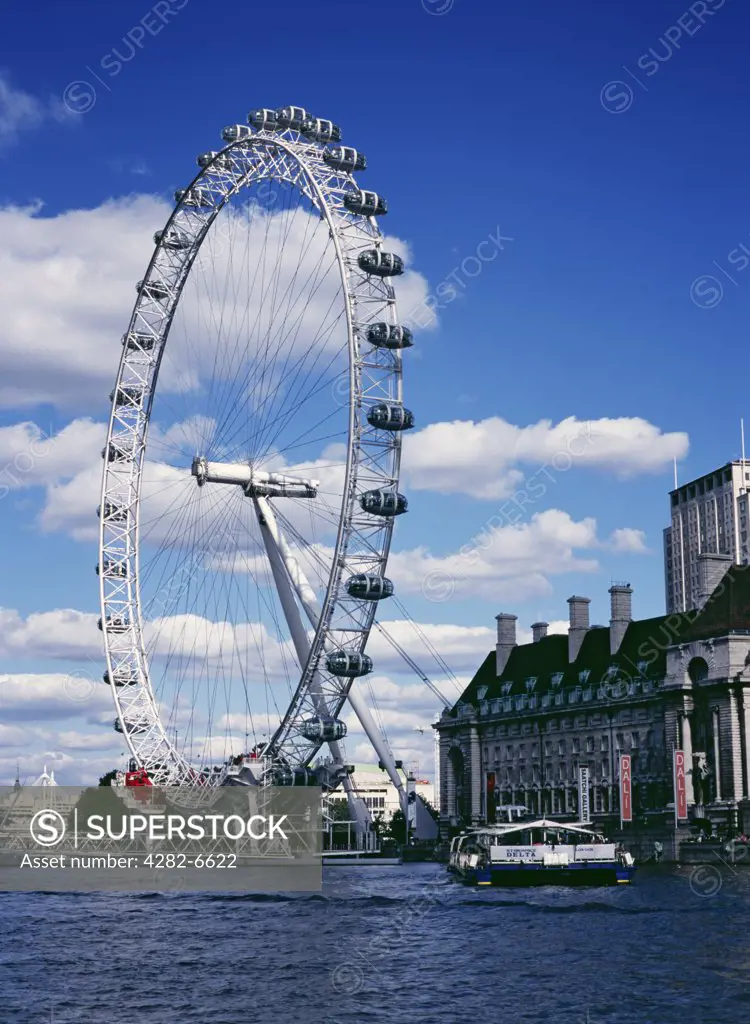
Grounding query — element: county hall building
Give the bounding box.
[436,561,750,836]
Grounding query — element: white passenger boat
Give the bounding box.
[448,818,636,887]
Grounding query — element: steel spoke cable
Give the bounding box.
[211,200,339,453]
[211,221,340,463]
[203,187,288,457]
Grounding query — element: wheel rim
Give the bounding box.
[99,113,409,786]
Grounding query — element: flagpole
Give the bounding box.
[673,750,678,831]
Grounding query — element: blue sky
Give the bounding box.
[0,0,747,783]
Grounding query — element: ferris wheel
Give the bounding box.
[97,106,414,794]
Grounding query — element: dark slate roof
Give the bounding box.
[451,564,750,714]
[683,564,750,641]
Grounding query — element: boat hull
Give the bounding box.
[456,862,636,887]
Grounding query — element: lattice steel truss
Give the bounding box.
[99,112,408,786]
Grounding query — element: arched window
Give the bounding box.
[688,657,709,684]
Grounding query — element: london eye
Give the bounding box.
[97,106,415,813]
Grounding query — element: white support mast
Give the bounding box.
[260,497,408,818]
[742,417,746,465]
[253,497,371,839]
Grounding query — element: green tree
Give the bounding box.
[326,798,351,822]
[98,769,118,786]
[370,812,389,841]
[387,809,407,845]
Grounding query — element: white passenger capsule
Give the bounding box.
[358,250,404,277]
[346,574,394,601]
[136,280,169,302]
[96,560,128,578]
[122,332,156,352]
[248,108,279,130]
[299,717,348,742]
[197,151,231,173]
[366,323,414,349]
[275,106,310,130]
[98,615,130,633]
[113,718,146,734]
[301,118,342,143]
[154,228,191,250]
[366,403,414,431]
[174,186,214,208]
[222,124,253,142]
[97,502,127,522]
[326,651,373,678]
[344,190,387,216]
[101,441,131,462]
[109,385,144,408]
[324,146,366,172]
[359,490,408,517]
[103,670,139,687]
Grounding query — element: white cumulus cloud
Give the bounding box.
[609,527,648,553]
[0,195,433,410]
[0,73,73,147]
[402,415,688,499]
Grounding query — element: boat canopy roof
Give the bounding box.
[499,818,601,835]
[461,819,605,839]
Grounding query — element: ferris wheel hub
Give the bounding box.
[191,456,319,498]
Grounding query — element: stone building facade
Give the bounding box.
[664,459,750,613]
[436,566,750,834]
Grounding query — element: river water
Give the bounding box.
[1,863,748,1024]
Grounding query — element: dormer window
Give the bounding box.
[501,682,513,696]
[477,685,488,701]
[551,673,564,688]
[525,677,537,692]
[636,660,648,676]
[578,669,590,685]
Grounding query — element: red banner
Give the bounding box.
[486,772,496,820]
[674,749,688,820]
[620,754,632,823]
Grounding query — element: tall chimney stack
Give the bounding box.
[567,596,590,663]
[531,621,549,643]
[697,553,732,608]
[495,613,517,675]
[609,583,633,654]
